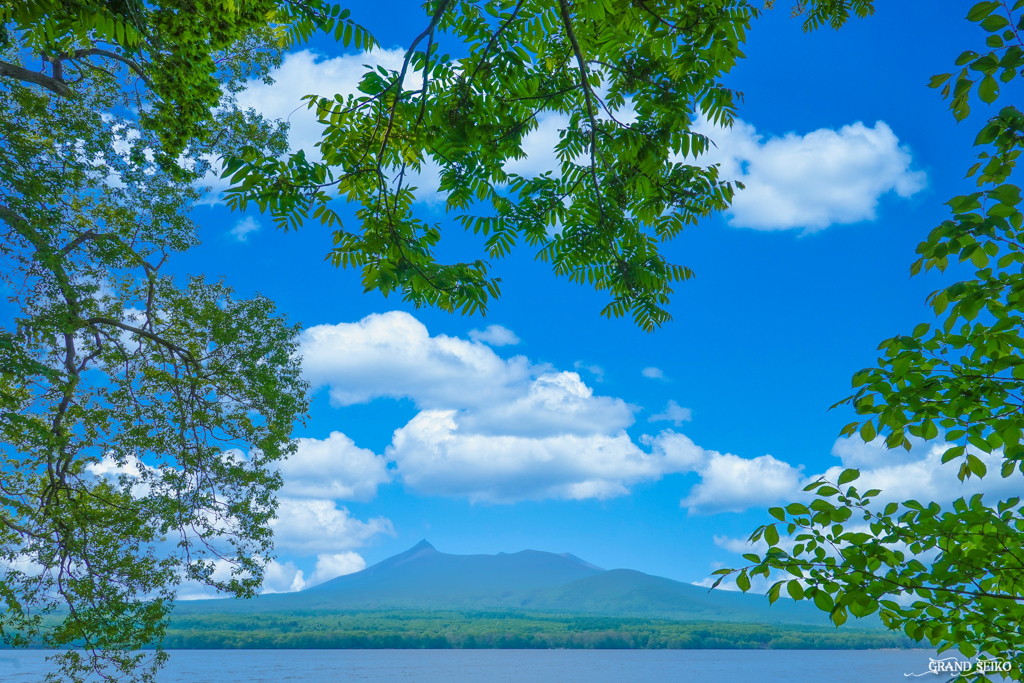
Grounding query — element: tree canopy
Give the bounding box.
[0,3,311,681]
[224,0,763,330]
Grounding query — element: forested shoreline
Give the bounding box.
[155,611,914,650]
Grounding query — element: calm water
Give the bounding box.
[0,649,975,682]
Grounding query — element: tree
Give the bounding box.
[0,6,321,682]
[1,0,374,163]
[716,3,1024,679]
[223,0,761,330]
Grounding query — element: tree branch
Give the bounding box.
[0,60,73,97]
[70,49,153,88]
[557,0,605,216]
[84,318,197,363]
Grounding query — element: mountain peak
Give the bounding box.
[559,553,605,572]
[411,539,435,551]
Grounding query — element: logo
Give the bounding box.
[905,657,1014,678]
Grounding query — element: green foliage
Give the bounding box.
[722,3,1024,678]
[0,0,374,163]
[838,1,1024,486]
[0,18,308,683]
[224,0,759,330]
[154,609,912,650]
[718,477,1023,670]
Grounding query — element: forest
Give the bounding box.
[157,610,915,650]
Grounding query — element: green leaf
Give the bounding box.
[942,445,965,463]
[813,590,835,613]
[837,469,861,485]
[956,51,980,66]
[980,14,1010,32]
[978,74,1000,103]
[966,1,1001,21]
[859,421,876,442]
[736,571,751,592]
[765,525,780,546]
[787,580,804,601]
[768,507,786,521]
[967,453,988,478]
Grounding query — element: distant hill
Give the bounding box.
[174,541,874,628]
[303,540,605,608]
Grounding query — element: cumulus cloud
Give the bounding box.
[469,324,520,346]
[484,108,924,235]
[280,432,391,501]
[693,117,926,231]
[648,400,692,426]
[261,558,307,594]
[270,498,393,555]
[299,312,1021,511]
[642,367,665,380]
[176,557,307,600]
[390,410,663,502]
[646,431,805,514]
[681,452,806,514]
[823,436,1024,505]
[308,552,366,586]
[671,434,1024,517]
[176,550,366,599]
[300,312,700,502]
[229,216,260,242]
[300,311,534,409]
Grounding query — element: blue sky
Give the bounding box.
[170,1,1024,597]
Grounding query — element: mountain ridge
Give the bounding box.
[173,541,874,628]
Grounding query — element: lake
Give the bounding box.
[0,649,984,682]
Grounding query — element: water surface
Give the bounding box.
[0,648,968,682]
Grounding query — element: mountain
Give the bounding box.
[173,541,867,627]
[302,540,605,608]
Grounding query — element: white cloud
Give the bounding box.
[668,433,1024,517]
[280,432,391,501]
[229,216,260,242]
[176,557,307,600]
[270,497,393,555]
[574,361,605,383]
[236,49,408,159]
[389,410,665,503]
[638,430,804,515]
[714,534,756,555]
[468,324,520,346]
[679,452,805,514]
[641,367,665,380]
[693,117,926,232]
[300,311,534,409]
[824,436,1024,505]
[648,400,692,426]
[300,312,708,502]
[261,558,307,594]
[299,312,1021,511]
[503,110,569,178]
[307,552,366,586]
